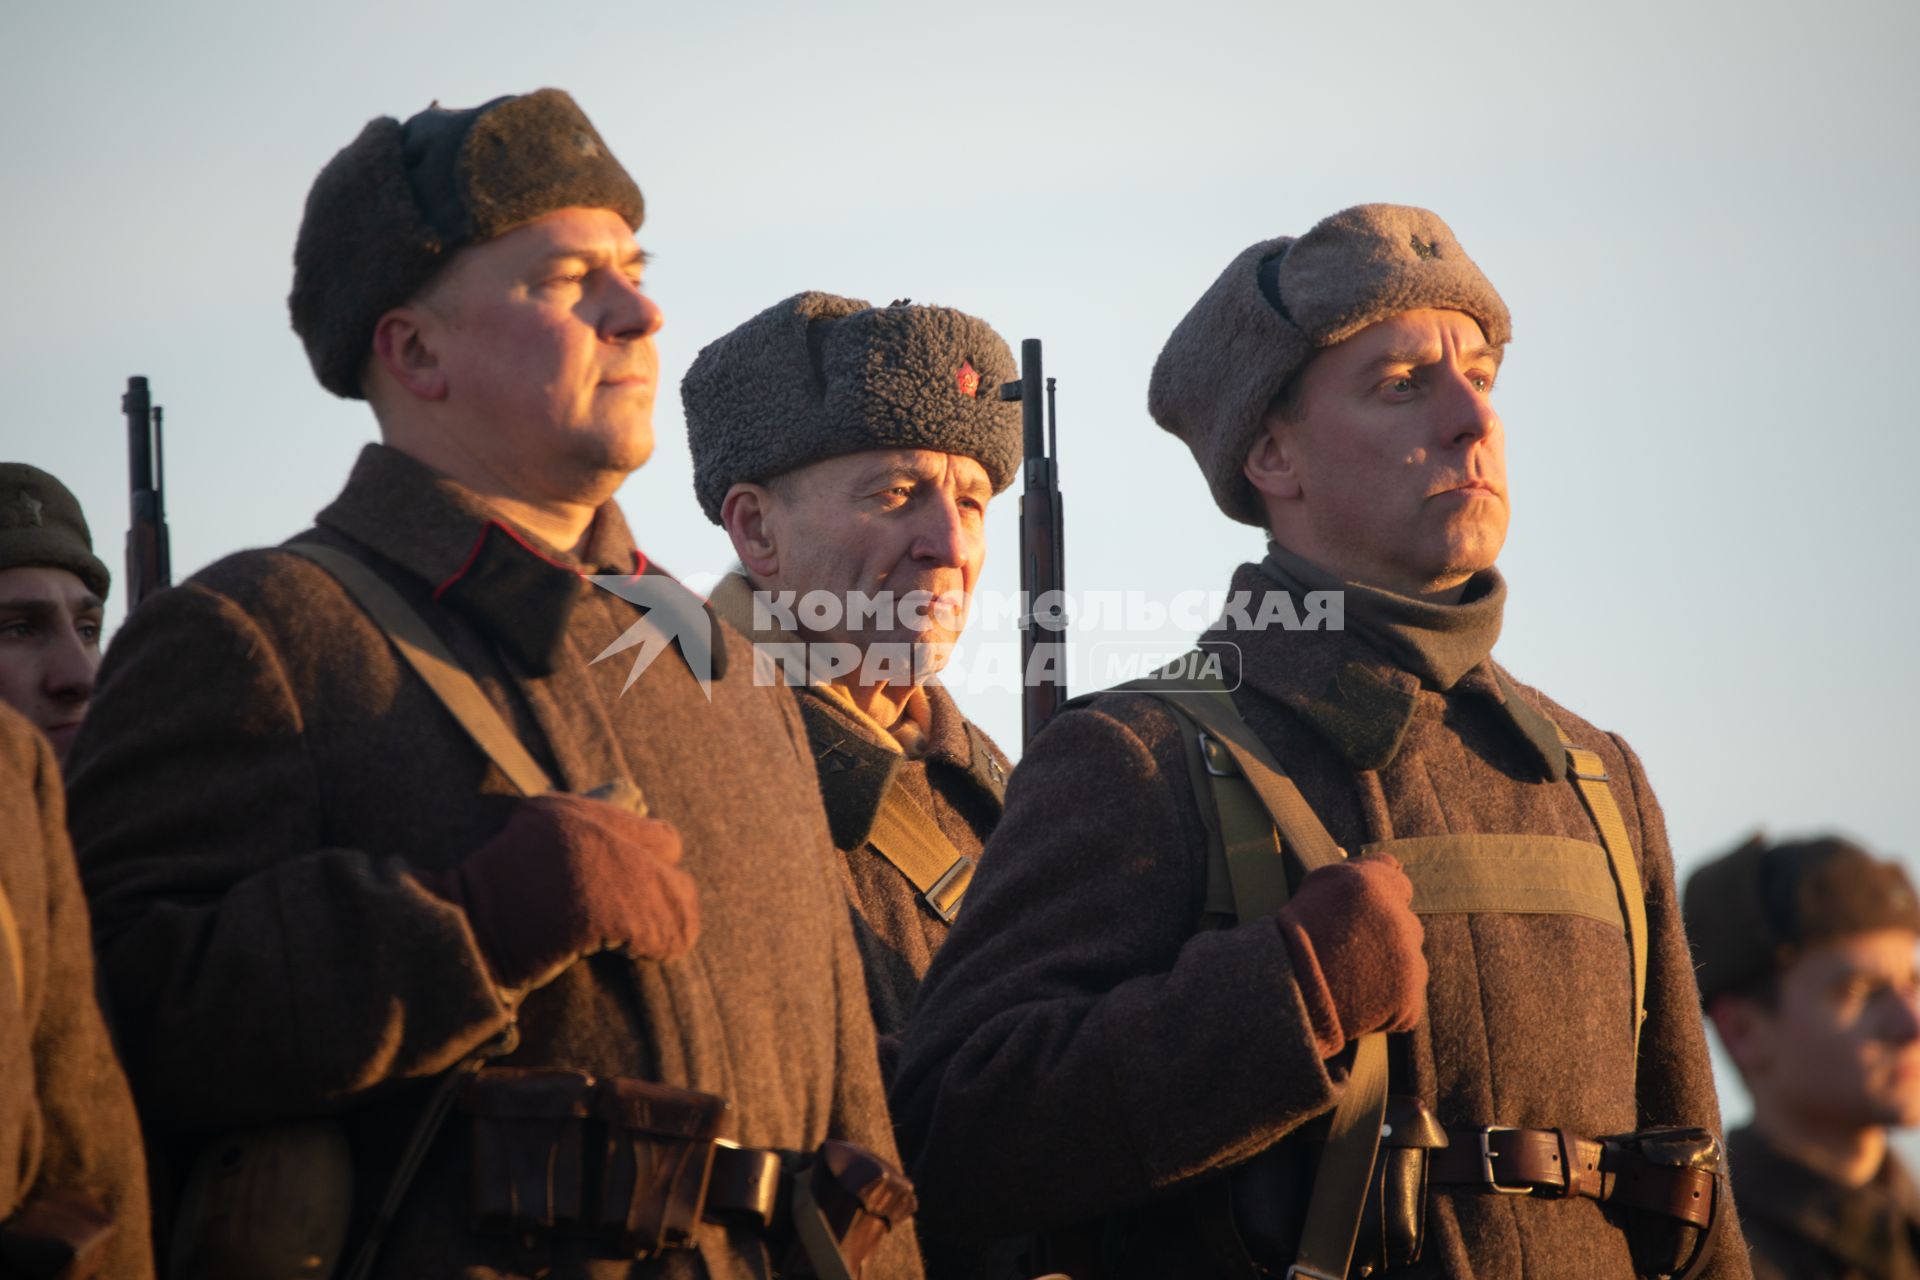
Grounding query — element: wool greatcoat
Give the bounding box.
[706,572,1009,1061]
[892,559,1749,1279]
[1727,1126,1920,1280]
[0,703,153,1279]
[64,445,920,1280]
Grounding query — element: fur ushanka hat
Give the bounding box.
[682,292,1022,523]
[1149,203,1511,526]
[1684,834,1920,1004]
[290,88,644,399]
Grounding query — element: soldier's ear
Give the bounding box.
[370,305,450,402]
[721,484,781,577]
[1707,993,1775,1082]
[1243,416,1305,503]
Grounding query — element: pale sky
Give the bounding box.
[4,0,1916,1121]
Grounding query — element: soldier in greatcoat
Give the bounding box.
[0,698,153,1279]
[892,204,1750,1279]
[1687,834,1920,1280]
[681,293,1018,1075]
[65,89,918,1279]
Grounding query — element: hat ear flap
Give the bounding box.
[290,117,445,400]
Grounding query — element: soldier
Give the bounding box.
[65,90,917,1279]
[0,700,154,1278]
[681,292,1018,1074]
[0,464,108,763]
[1685,835,1920,1279]
[892,205,1748,1279]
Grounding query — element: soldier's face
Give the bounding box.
[1249,309,1507,598]
[424,207,663,495]
[1730,929,1920,1130]
[0,566,103,762]
[756,449,990,678]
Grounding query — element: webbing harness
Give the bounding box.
[1090,656,1648,1280]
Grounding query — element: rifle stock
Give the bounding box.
[124,375,171,609]
[1000,339,1066,750]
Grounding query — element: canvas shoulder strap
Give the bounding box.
[284,542,555,799]
[1094,658,1387,1280]
[866,783,975,924]
[1548,719,1650,1063]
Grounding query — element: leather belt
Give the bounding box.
[1427,1126,1714,1229]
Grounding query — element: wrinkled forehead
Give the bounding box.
[1332,307,1501,361]
[783,448,993,499]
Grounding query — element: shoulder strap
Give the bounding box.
[866,783,974,924]
[1113,657,1385,1280]
[1549,720,1649,1063]
[284,543,555,799]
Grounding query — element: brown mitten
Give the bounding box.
[420,793,700,991]
[1275,854,1427,1057]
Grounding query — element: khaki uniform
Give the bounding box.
[66,445,919,1279]
[1729,1127,1920,1280]
[0,702,153,1279]
[892,561,1749,1279]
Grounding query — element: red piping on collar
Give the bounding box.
[434,519,585,601]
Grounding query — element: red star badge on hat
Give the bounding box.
[956,361,980,398]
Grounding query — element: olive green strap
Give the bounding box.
[1551,723,1650,1062]
[1126,661,1385,1280]
[285,543,555,798]
[791,1168,859,1280]
[866,784,975,924]
[0,883,22,1009]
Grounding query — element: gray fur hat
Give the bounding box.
[0,463,109,600]
[290,88,644,400]
[682,292,1022,523]
[1149,203,1512,526]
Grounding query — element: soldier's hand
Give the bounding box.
[1273,853,1427,1057]
[418,792,701,991]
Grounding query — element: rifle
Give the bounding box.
[999,339,1066,750]
[123,376,172,609]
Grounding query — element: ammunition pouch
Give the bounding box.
[780,1140,918,1279]
[459,1068,913,1276]
[1213,1095,1445,1277]
[1601,1127,1722,1280]
[0,1194,115,1280]
[460,1067,727,1255]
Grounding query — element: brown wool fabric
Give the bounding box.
[1149,204,1512,526]
[1684,834,1920,1005]
[704,572,1008,1055]
[416,793,700,992]
[289,88,644,399]
[682,292,1022,522]
[893,560,1750,1278]
[65,445,919,1279]
[0,463,110,600]
[1727,1125,1920,1280]
[0,703,153,1279]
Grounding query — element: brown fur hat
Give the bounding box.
[1148,204,1511,526]
[0,463,109,600]
[681,292,1022,523]
[1683,833,1920,1004]
[289,88,644,400]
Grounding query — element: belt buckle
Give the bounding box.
[1479,1126,1533,1194]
